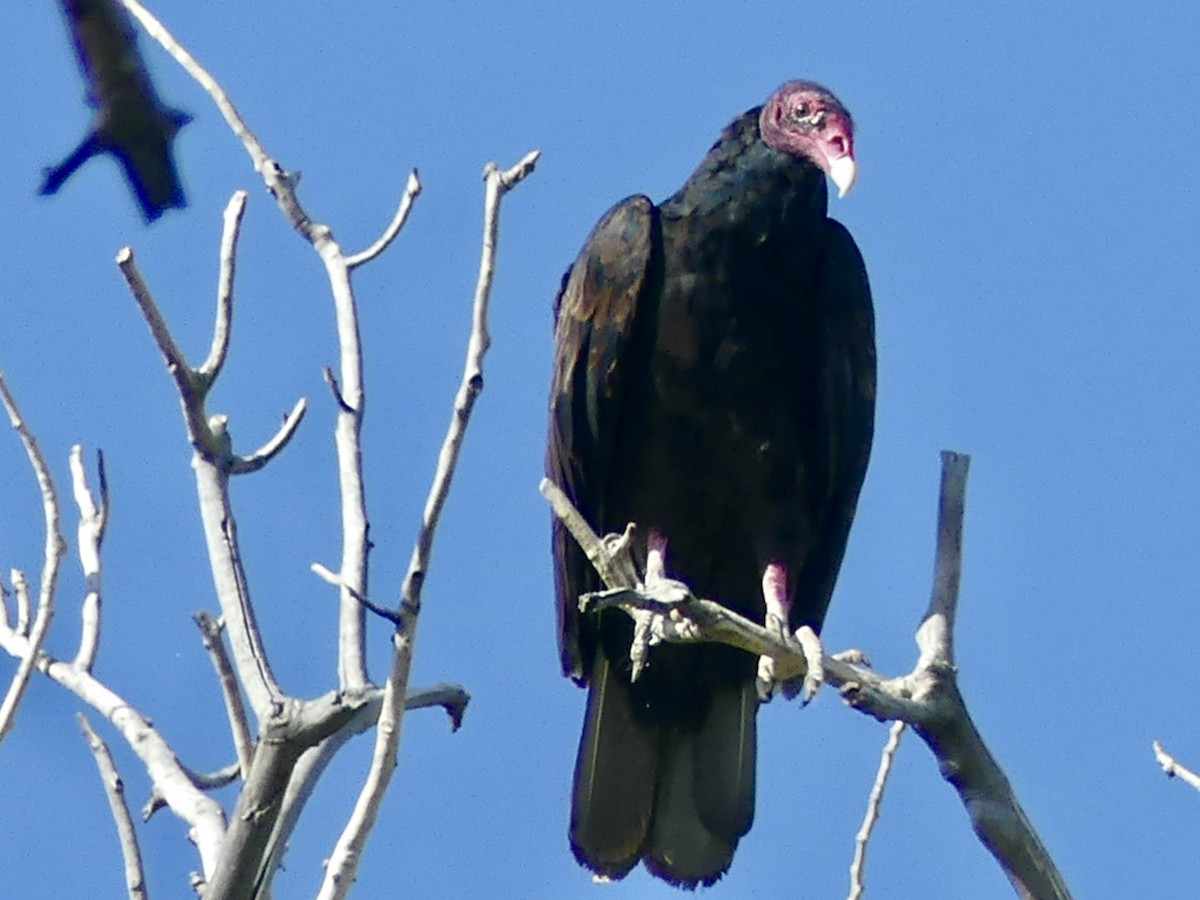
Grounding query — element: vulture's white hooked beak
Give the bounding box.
[829,155,857,199]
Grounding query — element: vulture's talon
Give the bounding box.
[794,625,824,704]
[756,611,791,701]
[832,647,871,668]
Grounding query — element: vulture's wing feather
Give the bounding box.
[791,218,876,630]
[548,194,659,683]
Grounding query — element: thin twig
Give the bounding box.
[79,714,148,900]
[311,563,401,627]
[194,611,254,777]
[848,721,905,900]
[322,366,352,414]
[0,375,67,745]
[228,398,308,475]
[346,170,422,269]
[12,570,31,635]
[123,0,378,694]
[317,151,539,900]
[143,761,244,822]
[1152,740,1200,793]
[405,682,470,732]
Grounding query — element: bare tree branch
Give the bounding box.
[406,682,471,732]
[0,375,67,745]
[79,713,148,900]
[325,251,370,692]
[204,693,370,900]
[143,761,244,823]
[191,433,284,714]
[228,398,309,475]
[12,569,32,635]
[118,220,290,716]
[0,631,228,874]
[317,151,539,900]
[1152,740,1200,793]
[71,445,107,672]
[194,611,254,777]
[198,191,248,383]
[543,452,1072,900]
[311,563,402,627]
[346,170,423,269]
[88,10,488,896]
[116,249,214,454]
[118,0,318,238]
[120,0,384,692]
[252,680,470,884]
[849,721,905,900]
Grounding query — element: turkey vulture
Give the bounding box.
[41,0,190,222]
[547,81,875,887]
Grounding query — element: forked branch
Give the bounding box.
[543,452,1071,900]
[317,151,539,900]
[0,375,67,745]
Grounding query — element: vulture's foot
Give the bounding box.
[791,625,824,704]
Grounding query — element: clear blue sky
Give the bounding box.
[3,2,1199,897]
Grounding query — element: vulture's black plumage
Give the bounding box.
[547,81,875,887]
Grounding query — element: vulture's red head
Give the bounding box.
[759,81,857,198]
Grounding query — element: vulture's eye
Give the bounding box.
[792,103,811,120]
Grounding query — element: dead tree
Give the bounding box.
[1,2,537,896]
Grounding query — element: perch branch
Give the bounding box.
[79,713,148,900]
[0,375,67,745]
[543,451,1071,900]
[317,151,539,900]
[1152,740,1200,793]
